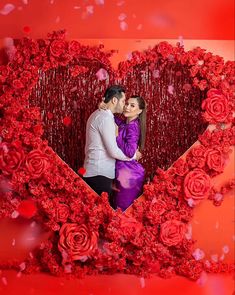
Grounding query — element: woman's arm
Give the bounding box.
[121,123,140,158]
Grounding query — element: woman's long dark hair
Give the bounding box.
[131,95,146,151]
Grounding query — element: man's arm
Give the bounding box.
[99,116,133,161]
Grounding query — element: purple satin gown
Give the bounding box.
[113,117,145,211]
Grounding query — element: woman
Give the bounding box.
[101,95,146,211]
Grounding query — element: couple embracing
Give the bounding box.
[83,85,146,211]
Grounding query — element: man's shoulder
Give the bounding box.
[90,109,113,122]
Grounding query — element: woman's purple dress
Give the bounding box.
[113,117,145,211]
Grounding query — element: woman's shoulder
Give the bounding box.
[127,118,140,132]
[129,118,140,127]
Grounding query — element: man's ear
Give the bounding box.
[112,97,118,104]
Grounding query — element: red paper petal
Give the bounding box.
[18,200,37,219]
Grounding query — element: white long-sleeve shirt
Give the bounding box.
[83,109,131,179]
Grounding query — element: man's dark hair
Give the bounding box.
[103,85,125,103]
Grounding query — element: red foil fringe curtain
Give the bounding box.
[119,61,208,176]
[29,60,207,177]
[29,60,112,171]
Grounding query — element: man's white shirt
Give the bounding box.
[84,109,131,179]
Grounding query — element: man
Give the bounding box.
[83,85,141,196]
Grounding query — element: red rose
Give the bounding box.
[191,145,206,157]
[20,70,32,84]
[172,158,189,176]
[157,42,173,58]
[0,65,10,83]
[160,220,186,246]
[120,215,143,233]
[202,89,232,123]
[58,223,98,261]
[150,199,167,215]
[70,65,89,77]
[187,145,206,169]
[198,79,208,90]
[12,79,24,89]
[55,204,70,222]
[50,40,67,57]
[147,199,167,224]
[184,168,211,202]
[25,149,50,179]
[205,148,226,173]
[0,143,24,175]
[68,40,81,56]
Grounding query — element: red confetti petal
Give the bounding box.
[77,167,86,176]
[18,200,37,219]
[23,26,31,33]
[63,116,72,127]
[47,112,53,119]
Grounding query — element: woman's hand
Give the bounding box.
[98,101,107,110]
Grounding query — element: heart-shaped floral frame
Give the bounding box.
[0,30,234,280]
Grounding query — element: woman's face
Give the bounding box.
[123,97,142,120]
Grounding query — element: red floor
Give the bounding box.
[0,271,234,295]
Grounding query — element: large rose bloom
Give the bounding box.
[50,40,67,57]
[184,168,211,201]
[202,89,231,123]
[205,148,226,172]
[25,149,50,179]
[0,143,24,175]
[58,223,98,261]
[160,220,186,246]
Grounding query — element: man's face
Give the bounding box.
[114,92,126,114]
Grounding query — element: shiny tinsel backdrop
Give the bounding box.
[29,43,208,176]
[0,30,234,279]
